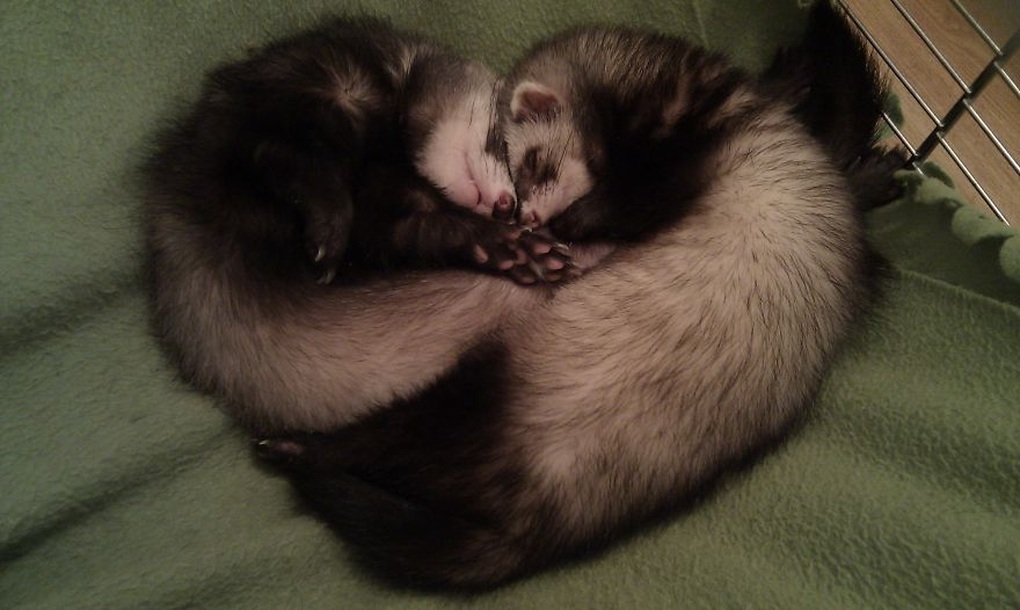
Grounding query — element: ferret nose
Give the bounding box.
[521,209,540,228]
[491,192,517,222]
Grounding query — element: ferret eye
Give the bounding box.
[519,147,539,180]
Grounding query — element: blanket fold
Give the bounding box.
[2,1,1017,608]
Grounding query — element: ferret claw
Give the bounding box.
[526,259,546,279]
[253,438,306,464]
[314,244,326,263]
[317,267,337,285]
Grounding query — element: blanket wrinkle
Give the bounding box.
[1,1,1018,608]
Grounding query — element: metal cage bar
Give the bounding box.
[936,133,1008,222]
[963,102,1020,176]
[889,0,971,92]
[950,0,1002,55]
[836,0,1019,225]
[912,29,1020,163]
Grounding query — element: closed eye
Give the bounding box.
[519,147,539,182]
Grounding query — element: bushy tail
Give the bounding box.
[285,470,528,590]
[255,350,540,590]
[765,1,905,207]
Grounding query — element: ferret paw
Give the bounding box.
[303,201,353,284]
[515,230,577,284]
[472,228,575,285]
[253,437,307,466]
[849,148,909,209]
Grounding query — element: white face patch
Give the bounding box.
[417,120,481,209]
[518,156,592,228]
[505,116,594,228]
[465,143,515,215]
[416,88,514,216]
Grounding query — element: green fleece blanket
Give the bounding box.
[2,1,1018,608]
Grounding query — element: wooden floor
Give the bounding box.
[842,0,1020,224]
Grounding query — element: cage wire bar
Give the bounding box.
[835,0,1020,225]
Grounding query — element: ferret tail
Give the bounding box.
[767,0,886,163]
[286,470,529,590]
[254,353,544,589]
[766,0,905,207]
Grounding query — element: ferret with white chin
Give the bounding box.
[144,15,570,432]
[258,2,903,588]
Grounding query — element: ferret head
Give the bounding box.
[502,80,598,229]
[415,83,516,220]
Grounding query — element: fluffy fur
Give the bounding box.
[258,2,898,588]
[144,16,570,431]
[761,1,906,207]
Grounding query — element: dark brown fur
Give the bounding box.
[143,16,569,432]
[257,3,899,589]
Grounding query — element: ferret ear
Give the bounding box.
[510,81,563,122]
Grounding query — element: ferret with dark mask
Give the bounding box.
[144,16,570,432]
[258,3,899,588]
